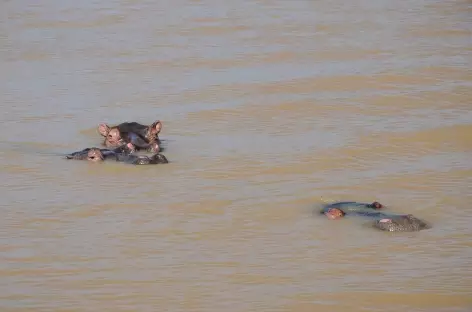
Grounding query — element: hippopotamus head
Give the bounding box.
[324,208,346,220]
[98,121,162,140]
[66,148,105,161]
[374,214,431,232]
[98,121,163,151]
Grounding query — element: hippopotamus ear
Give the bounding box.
[149,120,162,136]
[98,124,111,137]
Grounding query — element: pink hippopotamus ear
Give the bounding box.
[149,120,162,136]
[98,123,111,137]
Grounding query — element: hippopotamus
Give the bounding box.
[319,201,431,232]
[97,120,162,153]
[65,146,168,165]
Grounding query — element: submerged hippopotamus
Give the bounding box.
[319,201,431,232]
[65,146,168,165]
[97,120,162,153]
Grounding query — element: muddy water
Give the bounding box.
[1,0,472,311]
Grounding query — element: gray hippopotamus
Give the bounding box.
[319,201,431,232]
[65,146,168,165]
[97,120,162,153]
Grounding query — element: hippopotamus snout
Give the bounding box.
[65,148,104,161]
[87,148,105,162]
[373,214,431,232]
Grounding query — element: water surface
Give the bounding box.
[1,0,472,311]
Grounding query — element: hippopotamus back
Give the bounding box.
[115,122,149,138]
[373,215,431,232]
[320,201,383,216]
[116,152,168,165]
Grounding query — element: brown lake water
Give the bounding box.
[1,0,472,311]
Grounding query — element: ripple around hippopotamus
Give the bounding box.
[318,201,431,232]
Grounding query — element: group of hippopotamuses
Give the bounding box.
[65,120,169,165]
[318,200,431,232]
[63,120,431,232]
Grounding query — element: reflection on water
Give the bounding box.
[1,0,472,311]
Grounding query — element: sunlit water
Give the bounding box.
[1,0,472,311]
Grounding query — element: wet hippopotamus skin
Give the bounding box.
[65,146,168,165]
[97,121,162,153]
[319,201,431,232]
